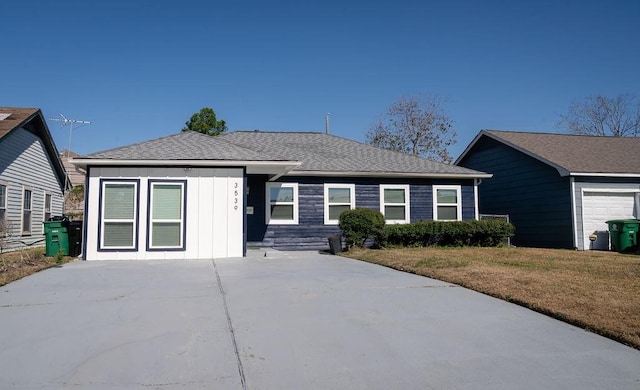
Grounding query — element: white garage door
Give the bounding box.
[582,192,637,250]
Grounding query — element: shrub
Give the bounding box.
[339,208,386,248]
[380,219,514,248]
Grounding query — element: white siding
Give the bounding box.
[85,166,244,260]
[0,128,64,248]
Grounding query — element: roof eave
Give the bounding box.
[288,170,493,179]
[8,109,70,191]
[459,130,571,177]
[454,130,487,165]
[71,158,301,171]
[568,172,640,178]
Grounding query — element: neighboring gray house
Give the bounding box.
[72,131,490,260]
[0,107,68,251]
[456,130,640,250]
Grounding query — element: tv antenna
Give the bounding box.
[49,114,91,196]
[49,114,91,160]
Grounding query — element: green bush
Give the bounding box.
[339,208,386,248]
[381,219,514,248]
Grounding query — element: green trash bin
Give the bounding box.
[44,220,69,256]
[606,219,639,252]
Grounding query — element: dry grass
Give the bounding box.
[0,247,74,287]
[342,247,640,349]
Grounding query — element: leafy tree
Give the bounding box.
[557,94,640,137]
[366,95,457,163]
[182,107,228,136]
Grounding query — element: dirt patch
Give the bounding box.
[0,247,75,286]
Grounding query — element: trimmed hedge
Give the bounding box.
[339,208,386,248]
[381,220,515,248]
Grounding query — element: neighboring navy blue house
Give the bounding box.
[73,131,490,260]
[456,130,640,250]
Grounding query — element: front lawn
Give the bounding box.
[342,247,640,349]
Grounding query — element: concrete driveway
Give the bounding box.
[1,250,639,389]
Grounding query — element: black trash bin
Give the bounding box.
[67,221,83,257]
[328,235,343,254]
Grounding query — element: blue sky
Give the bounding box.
[3,0,639,159]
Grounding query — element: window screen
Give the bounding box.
[101,182,137,249]
[149,182,185,249]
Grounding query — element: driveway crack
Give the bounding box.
[212,259,247,390]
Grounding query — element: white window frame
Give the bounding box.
[22,187,32,235]
[433,185,462,221]
[0,183,6,224]
[379,184,410,224]
[43,192,52,222]
[148,180,186,250]
[324,184,355,225]
[265,182,299,225]
[99,180,138,250]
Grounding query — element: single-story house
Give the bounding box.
[72,130,491,260]
[0,107,68,251]
[456,130,640,250]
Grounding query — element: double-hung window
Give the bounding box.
[148,181,186,250]
[22,189,32,235]
[380,185,410,224]
[0,183,6,224]
[100,180,138,250]
[433,185,462,221]
[44,193,52,221]
[324,184,355,224]
[266,183,298,225]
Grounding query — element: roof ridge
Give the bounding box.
[231,130,324,134]
[484,129,640,140]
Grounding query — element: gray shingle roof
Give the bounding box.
[86,131,282,161]
[476,130,640,175]
[221,131,481,175]
[82,130,487,177]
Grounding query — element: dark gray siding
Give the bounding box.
[247,175,477,250]
[458,136,573,248]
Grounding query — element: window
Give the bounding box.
[324,184,355,224]
[0,184,6,223]
[433,185,462,221]
[44,193,52,221]
[266,183,298,225]
[148,181,186,250]
[100,180,138,250]
[380,185,410,224]
[22,189,32,235]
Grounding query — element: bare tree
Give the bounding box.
[558,94,640,137]
[366,95,457,163]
